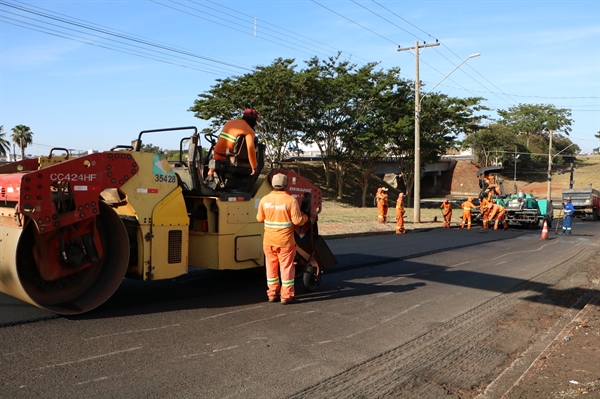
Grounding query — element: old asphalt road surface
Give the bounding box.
[0,220,598,399]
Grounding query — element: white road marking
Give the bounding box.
[496,261,507,265]
[490,240,558,261]
[381,302,429,323]
[75,376,109,385]
[41,347,142,369]
[198,306,263,321]
[317,301,430,345]
[376,276,405,285]
[377,292,393,297]
[212,345,238,353]
[291,362,318,372]
[451,261,472,267]
[234,312,299,328]
[85,324,180,340]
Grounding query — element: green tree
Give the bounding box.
[140,143,164,154]
[11,124,33,159]
[336,64,406,204]
[299,54,354,189]
[388,91,487,203]
[0,125,10,158]
[189,58,305,165]
[461,123,517,166]
[497,103,572,148]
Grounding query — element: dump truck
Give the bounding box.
[561,188,600,221]
[0,126,336,315]
[476,166,553,228]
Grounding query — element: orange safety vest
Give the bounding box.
[214,119,258,169]
[461,200,476,213]
[257,191,308,247]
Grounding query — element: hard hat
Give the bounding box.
[444,197,448,202]
[243,108,259,119]
[382,187,388,191]
[468,197,473,202]
[271,173,287,189]
[242,108,259,128]
[567,197,572,201]
[399,192,405,197]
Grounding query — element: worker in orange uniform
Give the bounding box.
[256,173,308,305]
[206,107,259,182]
[375,187,389,223]
[460,197,476,229]
[440,198,452,228]
[395,192,407,234]
[479,196,491,229]
[488,203,508,230]
[483,173,500,201]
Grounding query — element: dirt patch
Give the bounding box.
[502,254,600,399]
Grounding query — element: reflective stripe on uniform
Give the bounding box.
[281,278,294,287]
[264,220,293,229]
[267,277,280,285]
[219,131,236,143]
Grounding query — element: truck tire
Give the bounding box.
[593,208,599,221]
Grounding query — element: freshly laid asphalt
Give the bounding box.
[0,226,528,326]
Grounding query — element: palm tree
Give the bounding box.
[11,124,34,160]
[0,125,10,158]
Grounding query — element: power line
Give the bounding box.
[1,17,228,74]
[421,81,599,100]
[365,0,517,108]
[351,0,416,40]
[151,0,338,59]
[311,0,398,45]
[202,0,369,63]
[0,11,241,75]
[313,0,488,105]
[371,0,438,42]
[1,0,253,73]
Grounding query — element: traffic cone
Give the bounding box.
[540,220,549,240]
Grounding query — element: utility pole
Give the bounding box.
[547,129,553,201]
[398,41,439,223]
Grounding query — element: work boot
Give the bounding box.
[281,297,297,305]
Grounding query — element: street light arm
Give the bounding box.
[420,53,480,104]
[552,140,583,159]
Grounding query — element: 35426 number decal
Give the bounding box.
[154,174,176,183]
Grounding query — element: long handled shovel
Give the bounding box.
[554,211,563,234]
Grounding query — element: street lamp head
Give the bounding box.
[469,53,481,58]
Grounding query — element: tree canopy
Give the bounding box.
[11,124,33,159]
[0,126,10,157]
[189,56,487,205]
[189,57,577,206]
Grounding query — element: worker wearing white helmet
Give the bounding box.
[257,173,308,304]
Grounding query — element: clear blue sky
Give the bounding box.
[1,0,599,155]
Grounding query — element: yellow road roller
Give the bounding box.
[0,127,336,314]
